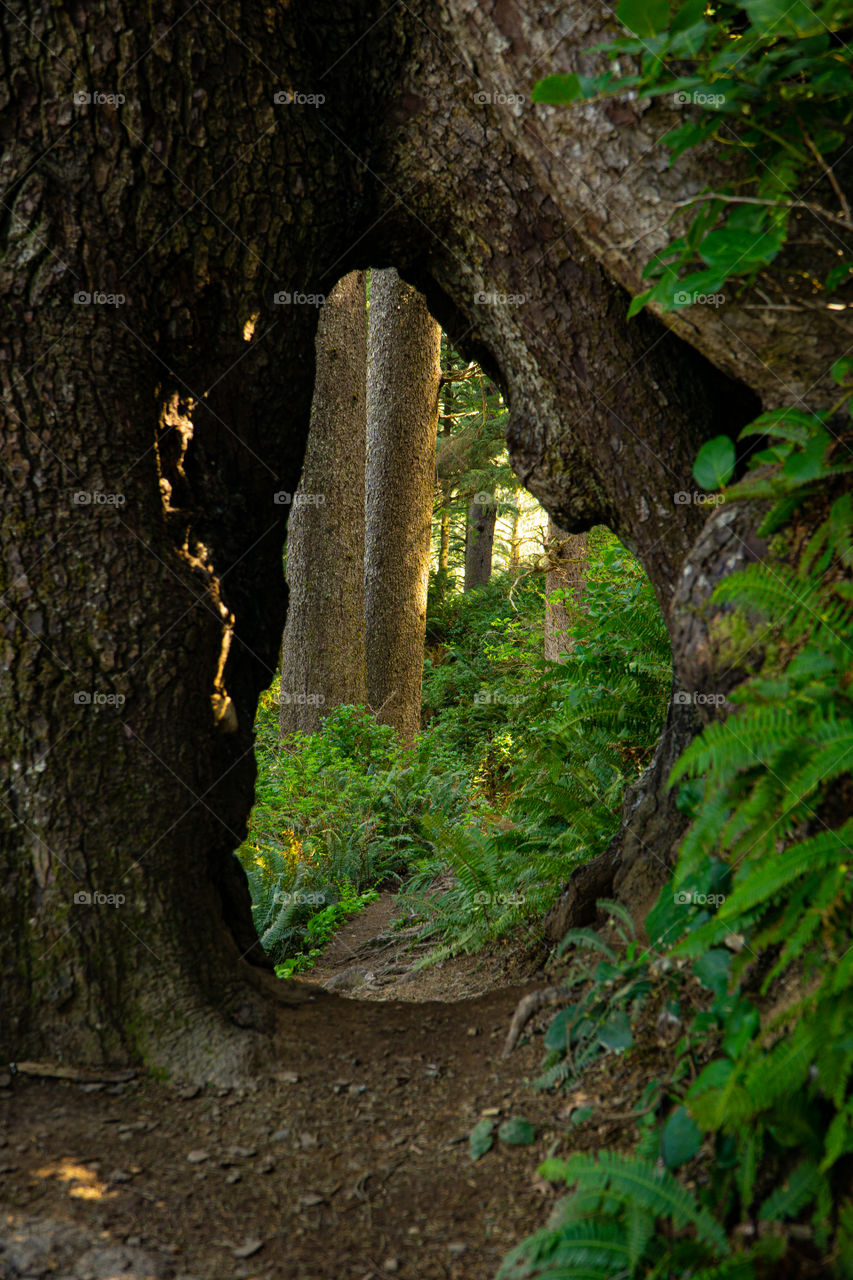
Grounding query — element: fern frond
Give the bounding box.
[758,1159,820,1221]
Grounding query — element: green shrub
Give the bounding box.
[504,406,853,1277]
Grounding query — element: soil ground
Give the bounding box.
[2,895,571,1280]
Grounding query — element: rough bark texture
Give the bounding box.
[463,497,497,591]
[544,521,588,661]
[365,270,442,746]
[279,272,367,736]
[425,4,853,411]
[0,0,846,1074]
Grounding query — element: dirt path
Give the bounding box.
[1,901,563,1280]
[305,891,528,1003]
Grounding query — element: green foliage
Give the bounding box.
[433,339,525,585]
[499,1117,537,1145]
[533,0,853,315]
[505,411,853,1276]
[534,910,655,1091]
[470,1118,495,1161]
[272,885,380,978]
[499,1152,780,1278]
[239,696,468,964]
[404,534,671,960]
[694,436,736,490]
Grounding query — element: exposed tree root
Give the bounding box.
[502,986,571,1059]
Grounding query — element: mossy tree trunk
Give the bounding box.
[365,270,442,746]
[463,497,497,591]
[544,522,588,662]
[279,272,368,737]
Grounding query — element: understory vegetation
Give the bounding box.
[238,526,671,970]
[503,418,853,1278]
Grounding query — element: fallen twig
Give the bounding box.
[10,1061,137,1084]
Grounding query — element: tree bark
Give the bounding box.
[365,270,442,746]
[544,521,588,662]
[509,507,522,571]
[463,496,497,591]
[279,272,367,737]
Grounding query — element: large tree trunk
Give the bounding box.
[279,272,367,736]
[463,496,497,591]
[0,0,375,1080]
[544,521,588,661]
[365,270,442,746]
[0,0,846,1076]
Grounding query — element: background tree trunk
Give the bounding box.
[365,270,442,746]
[544,521,588,661]
[464,497,497,590]
[279,272,368,736]
[509,507,522,571]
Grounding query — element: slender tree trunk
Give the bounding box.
[437,379,453,574]
[464,496,497,590]
[544,520,588,661]
[280,272,367,736]
[365,270,442,746]
[439,509,451,572]
[509,507,522,571]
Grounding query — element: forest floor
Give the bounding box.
[1,893,652,1280]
